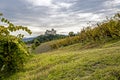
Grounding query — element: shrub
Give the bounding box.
[0,13,32,77]
[0,36,29,72]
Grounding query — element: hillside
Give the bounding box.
[33,41,54,53]
[4,40,120,80]
[28,34,66,44]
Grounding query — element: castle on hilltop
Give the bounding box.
[45,29,56,35]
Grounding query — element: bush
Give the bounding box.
[50,13,120,49]
[0,13,32,77]
[0,36,29,73]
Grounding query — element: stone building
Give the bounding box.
[45,29,56,35]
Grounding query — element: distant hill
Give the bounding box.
[23,37,37,42]
[31,34,67,44]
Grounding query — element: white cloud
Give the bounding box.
[25,0,73,10]
[77,13,104,22]
[103,0,120,8]
[89,14,104,22]
[102,0,120,16]
[25,0,53,7]
[50,13,68,18]
[77,13,93,18]
[58,2,73,8]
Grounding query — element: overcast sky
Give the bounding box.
[0,0,120,37]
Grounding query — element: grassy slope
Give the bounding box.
[5,40,120,80]
[33,40,57,53]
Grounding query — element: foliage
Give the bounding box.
[50,13,120,49]
[31,39,40,50]
[33,39,40,47]
[0,13,32,77]
[68,31,75,36]
[50,36,80,49]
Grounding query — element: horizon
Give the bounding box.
[0,0,120,37]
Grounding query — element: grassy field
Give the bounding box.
[4,40,120,80]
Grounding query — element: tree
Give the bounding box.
[69,32,75,36]
[0,13,32,76]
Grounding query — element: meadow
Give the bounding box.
[5,40,120,80]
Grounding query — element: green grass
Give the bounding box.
[4,40,120,80]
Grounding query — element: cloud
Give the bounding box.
[0,0,120,37]
[25,0,73,10]
[56,2,73,9]
[103,0,120,8]
[78,13,104,22]
[25,0,53,7]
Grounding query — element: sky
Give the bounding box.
[0,0,120,37]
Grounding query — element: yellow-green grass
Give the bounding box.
[4,40,120,80]
[33,39,59,53]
